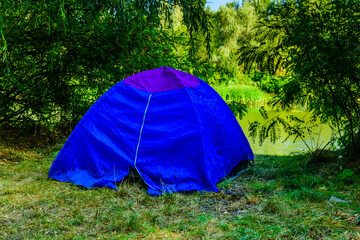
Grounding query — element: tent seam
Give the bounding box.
[133,93,157,191]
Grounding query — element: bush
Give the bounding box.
[250,72,290,95]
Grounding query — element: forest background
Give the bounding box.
[1,0,359,159]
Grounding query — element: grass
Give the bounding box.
[1,143,360,239]
[213,84,270,108]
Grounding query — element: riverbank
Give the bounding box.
[1,144,359,239]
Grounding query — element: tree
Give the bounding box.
[240,0,360,156]
[211,0,272,79]
[0,0,211,133]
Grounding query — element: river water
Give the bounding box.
[238,110,334,156]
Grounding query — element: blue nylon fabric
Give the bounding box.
[48,79,254,195]
[48,81,151,189]
[138,81,254,195]
[186,82,254,184]
[136,87,216,195]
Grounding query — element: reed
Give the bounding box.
[213,83,270,107]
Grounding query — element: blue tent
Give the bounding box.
[48,67,254,195]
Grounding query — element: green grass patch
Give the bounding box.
[0,145,359,239]
[213,84,270,107]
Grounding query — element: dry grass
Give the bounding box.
[1,144,359,239]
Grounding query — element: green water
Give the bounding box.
[238,110,334,156]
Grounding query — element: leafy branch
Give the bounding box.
[249,107,335,155]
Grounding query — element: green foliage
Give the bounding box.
[237,0,285,74]
[213,82,270,119]
[214,84,268,104]
[240,0,360,155]
[250,72,291,94]
[227,100,249,120]
[249,107,335,156]
[0,0,279,135]
[0,0,211,132]
[338,169,356,184]
[210,0,273,79]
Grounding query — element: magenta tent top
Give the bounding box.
[124,66,200,93]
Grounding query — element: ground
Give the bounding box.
[0,143,359,239]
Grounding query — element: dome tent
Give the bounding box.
[48,67,254,195]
